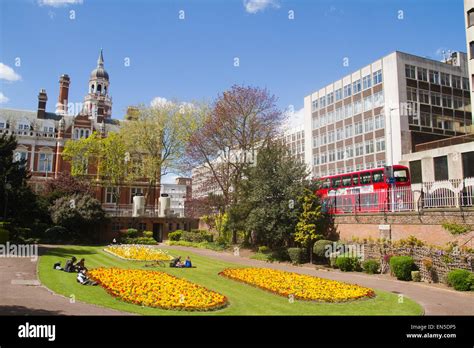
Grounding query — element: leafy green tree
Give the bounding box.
[294,189,324,263]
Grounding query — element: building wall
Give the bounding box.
[465,0,474,109]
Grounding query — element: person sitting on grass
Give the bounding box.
[76,270,98,286]
[184,256,192,268]
[170,256,182,268]
[64,256,77,273]
[75,258,88,272]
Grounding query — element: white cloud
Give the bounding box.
[283,106,304,131]
[0,92,9,104]
[150,96,172,108]
[0,63,21,82]
[38,0,83,7]
[243,0,280,14]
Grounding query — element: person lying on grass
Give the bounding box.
[77,270,98,286]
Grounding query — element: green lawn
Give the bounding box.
[38,245,423,316]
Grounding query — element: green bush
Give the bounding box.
[168,240,226,251]
[313,239,333,260]
[168,230,183,241]
[287,247,307,264]
[0,227,9,244]
[446,269,474,291]
[143,231,153,238]
[44,226,69,242]
[270,247,290,262]
[411,271,421,282]
[336,255,361,272]
[182,230,213,243]
[122,237,157,245]
[390,256,415,281]
[362,259,380,274]
[125,228,139,238]
[258,246,270,254]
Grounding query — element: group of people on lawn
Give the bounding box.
[170,256,193,268]
[54,256,97,286]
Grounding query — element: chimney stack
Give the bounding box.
[56,74,70,115]
[37,89,48,119]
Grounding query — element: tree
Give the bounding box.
[43,172,92,204]
[229,141,309,248]
[294,189,324,264]
[49,193,105,240]
[120,102,194,207]
[185,85,285,242]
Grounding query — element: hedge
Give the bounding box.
[362,259,380,274]
[287,247,308,264]
[390,256,415,281]
[446,269,474,291]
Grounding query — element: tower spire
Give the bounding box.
[97,48,104,68]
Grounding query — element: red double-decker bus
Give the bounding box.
[315,165,411,214]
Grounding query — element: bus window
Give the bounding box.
[372,170,384,183]
[352,174,359,186]
[322,178,331,189]
[394,169,408,182]
[360,172,371,185]
[342,175,352,187]
[332,177,342,188]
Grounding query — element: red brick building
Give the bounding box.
[0,50,197,241]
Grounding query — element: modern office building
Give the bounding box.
[160,182,191,218]
[282,125,305,163]
[304,51,471,179]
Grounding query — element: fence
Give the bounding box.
[325,177,474,214]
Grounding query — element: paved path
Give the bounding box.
[159,244,474,316]
[0,247,129,315]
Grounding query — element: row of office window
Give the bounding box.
[406,87,469,110]
[312,114,385,147]
[405,64,468,89]
[408,112,467,131]
[312,91,384,129]
[105,187,145,204]
[0,119,56,133]
[311,70,383,111]
[317,160,386,177]
[313,138,385,165]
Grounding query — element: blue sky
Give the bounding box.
[0,0,467,127]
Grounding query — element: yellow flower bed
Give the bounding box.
[89,268,228,311]
[104,245,173,261]
[219,268,375,302]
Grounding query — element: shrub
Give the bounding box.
[270,247,290,262]
[122,237,157,245]
[125,228,139,238]
[287,247,307,264]
[446,269,474,291]
[258,246,270,254]
[336,255,361,272]
[362,259,380,274]
[44,226,69,242]
[411,271,421,282]
[390,256,415,281]
[143,231,153,238]
[168,230,183,241]
[442,222,471,235]
[0,227,9,244]
[313,239,333,260]
[182,230,213,243]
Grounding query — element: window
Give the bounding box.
[355,142,364,156]
[462,151,474,178]
[344,103,353,118]
[354,121,363,135]
[373,91,384,107]
[363,95,373,111]
[320,96,326,108]
[328,150,335,162]
[343,84,352,98]
[38,153,53,172]
[365,162,374,170]
[327,92,334,105]
[454,96,464,109]
[362,75,372,90]
[434,156,449,181]
[376,160,385,168]
[469,9,474,27]
[130,187,144,203]
[452,75,461,89]
[471,42,474,59]
[376,138,385,152]
[463,77,470,90]
[313,154,320,165]
[418,89,430,104]
[360,172,371,185]
[336,127,344,141]
[365,140,374,154]
[364,117,374,132]
[374,114,385,129]
[352,174,359,185]
[312,100,318,111]
[355,163,364,171]
[372,170,384,183]
[335,88,342,101]
[321,133,327,145]
[431,92,441,106]
[105,187,118,204]
[420,112,432,127]
[409,160,422,184]
[417,67,428,81]
[335,107,343,121]
[345,124,353,138]
[320,153,327,164]
[331,176,342,188]
[337,148,345,160]
[442,95,452,108]
[352,79,361,94]
[373,70,382,85]
[440,72,450,86]
[345,145,353,159]
[18,122,29,131]
[14,151,28,167]
[328,131,335,143]
[407,87,417,102]
[0,119,6,129]
[342,175,352,187]
[394,168,409,182]
[429,70,440,84]
[405,65,416,79]
[353,100,362,114]
[43,126,54,133]
[327,111,334,124]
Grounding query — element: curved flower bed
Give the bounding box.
[104,245,173,261]
[219,268,375,302]
[89,268,228,311]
